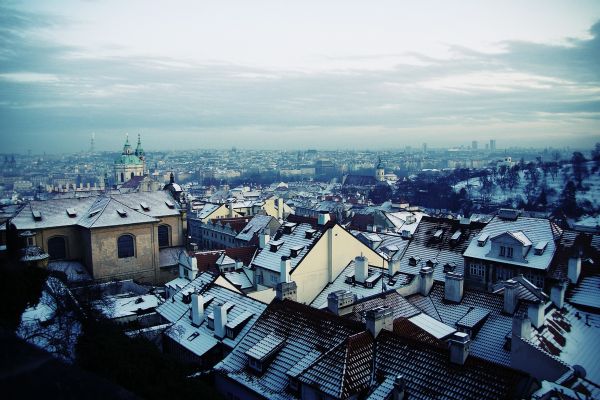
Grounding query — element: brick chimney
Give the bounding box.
[419,266,434,296]
[327,290,355,316]
[449,332,471,365]
[259,230,270,249]
[512,313,531,340]
[318,211,331,226]
[280,256,291,283]
[366,306,393,337]
[276,281,297,302]
[214,303,228,339]
[503,279,519,314]
[355,255,368,284]
[550,282,567,309]
[444,272,464,303]
[191,292,204,326]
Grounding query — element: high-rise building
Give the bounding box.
[422,143,428,153]
[489,139,496,152]
[472,140,478,150]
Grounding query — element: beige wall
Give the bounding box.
[89,223,158,283]
[291,224,386,303]
[37,226,84,261]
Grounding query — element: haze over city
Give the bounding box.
[1,0,599,153]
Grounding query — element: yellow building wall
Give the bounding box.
[291,224,386,303]
[201,204,242,223]
[89,223,158,283]
[157,215,184,247]
[36,226,84,261]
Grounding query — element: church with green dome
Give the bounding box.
[114,134,146,185]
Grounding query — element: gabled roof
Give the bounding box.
[464,215,561,270]
[235,214,276,242]
[156,272,267,358]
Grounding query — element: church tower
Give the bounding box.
[375,157,385,182]
[114,134,145,185]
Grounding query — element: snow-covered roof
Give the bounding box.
[252,223,322,273]
[11,191,180,230]
[464,215,560,270]
[196,203,221,220]
[156,272,267,358]
[235,214,275,242]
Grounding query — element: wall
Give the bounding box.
[291,224,386,303]
[36,226,84,261]
[89,223,158,283]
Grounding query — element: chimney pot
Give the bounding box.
[449,332,471,365]
[419,267,434,296]
[191,293,204,326]
[214,303,228,339]
[366,306,394,337]
[444,272,464,303]
[503,279,519,314]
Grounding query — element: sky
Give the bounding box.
[0,0,599,153]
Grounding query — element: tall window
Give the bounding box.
[48,236,67,260]
[131,172,135,179]
[158,224,170,248]
[507,247,514,258]
[469,263,485,278]
[120,172,124,182]
[117,234,135,258]
[500,246,506,257]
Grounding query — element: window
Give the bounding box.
[120,172,124,182]
[130,172,135,179]
[500,246,506,257]
[469,263,485,277]
[48,236,67,260]
[158,224,170,248]
[270,273,278,284]
[507,247,514,258]
[117,234,135,258]
[256,274,263,285]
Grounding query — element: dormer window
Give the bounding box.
[534,241,548,255]
[477,233,489,247]
[290,245,304,258]
[32,210,42,221]
[409,256,420,266]
[116,208,127,218]
[305,229,316,239]
[66,208,77,218]
[165,200,175,209]
[433,229,443,241]
[140,202,150,211]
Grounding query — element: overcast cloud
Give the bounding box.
[0,1,599,153]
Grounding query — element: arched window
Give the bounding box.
[158,224,171,248]
[120,172,124,182]
[117,234,135,258]
[48,236,67,260]
[131,172,135,179]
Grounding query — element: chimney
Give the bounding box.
[448,332,471,365]
[568,256,581,284]
[235,259,243,270]
[388,257,400,276]
[528,301,545,329]
[550,282,567,309]
[327,290,355,316]
[419,266,434,296]
[259,230,270,249]
[191,292,204,326]
[228,204,235,217]
[512,313,531,340]
[276,281,297,301]
[280,256,291,283]
[276,197,284,219]
[444,272,464,303]
[355,255,368,284]
[366,306,394,337]
[214,303,228,339]
[392,375,406,400]
[318,211,331,226]
[503,279,519,314]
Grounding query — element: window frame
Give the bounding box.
[158,224,171,248]
[117,234,136,259]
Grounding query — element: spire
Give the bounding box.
[170,172,175,184]
[135,133,145,158]
[122,133,132,155]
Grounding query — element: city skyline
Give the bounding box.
[1,1,599,153]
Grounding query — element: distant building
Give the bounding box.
[114,134,145,185]
[472,140,478,150]
[489,139,496,152]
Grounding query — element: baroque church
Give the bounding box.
[114,133,146,184]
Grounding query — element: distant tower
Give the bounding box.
[375,157,385,182]
[90,132,95,154]
[422,143,427,154]
[114,134,145,185]
[489,139,496,152]
[472,140,478,150]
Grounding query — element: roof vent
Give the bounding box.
[433,229,443,241]
[140,202,150,211]
[116,209,127,218]
[450,230,462,243]
[269,239,284,253]
[305,229,317,239]
[165,200,175,209]
[66,208,77,218]
[283,222,297,234]
[32,210,42,221]
[290,245,305,258]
